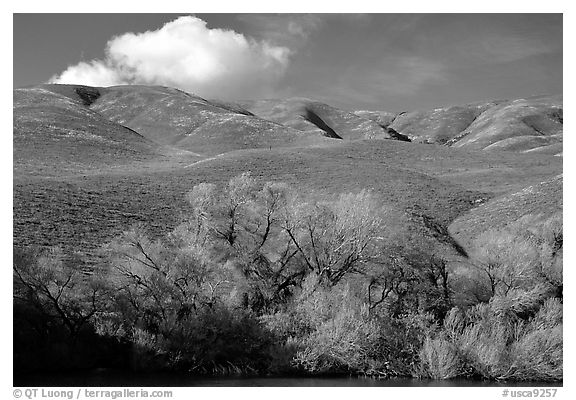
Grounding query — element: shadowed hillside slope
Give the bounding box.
[86,85,331,155]
[358,95,562,154]
[13,86,171,177]
[448,95,563,153]
[240,98,391,140]
[353,110,398,128]
[389,101,500,144]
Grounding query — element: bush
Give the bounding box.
[439,298,563,381]
[262,275,435,377]
[127,305,275,373]
[261,277,383,375]
[293,297,381,374]
[455,306,512,380]
[13,246,107,339]
[442,214,563,381]
[419,336,464,379]
[99,223,276,373]
[13,246,116,372]
[506,298,563,381]
[508,325,562,381]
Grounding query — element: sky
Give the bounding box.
[13,13,563,111]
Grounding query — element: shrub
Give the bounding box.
[455,307,512,380]
[264,275,435,377]
[13,246,107,339]
[99,223,277,372]
[150,305,275,373]
[294,306,381,374]
[378,311,437,376]
[506,298,563,381]
[508,324,562,381]
[419,336,464,379]
[444,214,563,381]
[442,298,563,381]
[13,246,115,372]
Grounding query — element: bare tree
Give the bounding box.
[283,190,385,286]
[184,175,389,310]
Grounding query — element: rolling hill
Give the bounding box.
[13,84,563,264]
[239,98,391,140]
[449,174,563,250]
[448,95,563,153]
[85,85,331,155]
[356,95,563,155]
[13,86,173,177]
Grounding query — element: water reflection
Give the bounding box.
[15,369,562,387]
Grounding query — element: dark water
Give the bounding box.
[15,369,562,387]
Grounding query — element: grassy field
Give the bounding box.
[13,137,562,262]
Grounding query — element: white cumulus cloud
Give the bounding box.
[51,16,291,99]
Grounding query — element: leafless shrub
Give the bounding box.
[419,336,463,379]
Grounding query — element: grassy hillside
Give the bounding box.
[240,98,390,140]
[389,101,500,144]
[86,85,331,155]
[450,95,563,153]
[449,174,563,250]
[364,95,562,154]
[13,86,179,178]
[353,110,398,129]
[13,137,562,262]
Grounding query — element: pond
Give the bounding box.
[14,369,563,387]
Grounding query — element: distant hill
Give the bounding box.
[13,86,167,177]
[448,96,562,153]
[30,84,562,156]
[240,98,391,140]
[355,95,562,155]
[86,85,330,155]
